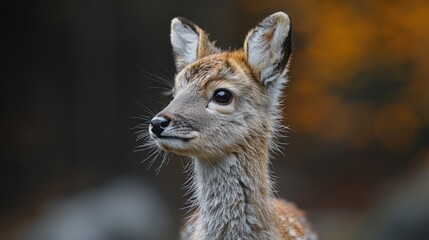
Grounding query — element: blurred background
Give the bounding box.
[2,0,429,239]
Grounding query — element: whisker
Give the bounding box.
[139,146,159,163]
[147,149,162,169]
[132,99,158,117]
[138,68,174,89]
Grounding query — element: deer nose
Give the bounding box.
[150,116,171,137]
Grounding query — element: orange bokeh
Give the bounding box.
[239,0,429,155]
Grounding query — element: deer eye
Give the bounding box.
[212,89,232,105]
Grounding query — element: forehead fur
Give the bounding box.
[174,51,260,92]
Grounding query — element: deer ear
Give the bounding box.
[170,17,220,72]
[244,12,292,86]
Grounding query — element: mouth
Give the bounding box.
[157,135,194,142]
[148,126,198,144]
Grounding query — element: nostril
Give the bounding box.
[159,117,170,128]
[150,116,171,137]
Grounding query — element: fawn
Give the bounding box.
[147,12,317,240]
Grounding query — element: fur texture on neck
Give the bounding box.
[190,144,280,239]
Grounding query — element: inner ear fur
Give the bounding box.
[170,17,220,72]
[244,12,292,85]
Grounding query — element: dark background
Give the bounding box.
[2,0,429,239]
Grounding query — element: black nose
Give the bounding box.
[150,116,171,137]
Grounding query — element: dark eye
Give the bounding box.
[212,89,232,105]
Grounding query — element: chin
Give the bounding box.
[154,138,193,156]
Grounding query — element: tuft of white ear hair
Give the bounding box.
[245,12,292,86]
[170,17,200,72]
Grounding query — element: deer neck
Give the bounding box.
[193,142,278,239]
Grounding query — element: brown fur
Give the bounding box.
[183,200,310,240]
[150,12,317,239]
